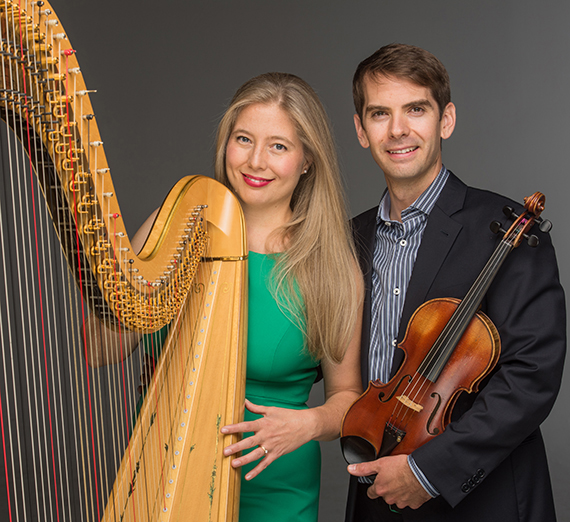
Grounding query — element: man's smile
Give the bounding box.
[387,146,419,155]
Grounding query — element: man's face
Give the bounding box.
[354,74,455,192]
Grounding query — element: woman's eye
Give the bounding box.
[273,143,287,151]
[236,135,250,144]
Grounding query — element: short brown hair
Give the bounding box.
[353,43,451,120]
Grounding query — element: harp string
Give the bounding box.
[61,47,102,522]
[4,9,46,519]
[45,28,82,520]
[22,7,66,519]
[1,3,246,520]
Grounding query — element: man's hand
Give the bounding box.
[348,454,432,510]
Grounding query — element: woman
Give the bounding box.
[214,72,363,521]
[85,72,362,521]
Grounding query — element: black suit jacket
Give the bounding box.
[346,172,566,522]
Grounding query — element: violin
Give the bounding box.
[341,192,552,465]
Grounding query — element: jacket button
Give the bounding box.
[461,483,470,493]
[476,468,485,478]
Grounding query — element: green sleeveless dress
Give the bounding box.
[140,252,321,520]
[239,252,321,521]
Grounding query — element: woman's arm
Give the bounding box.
[222,270,364,480]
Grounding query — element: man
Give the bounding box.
[344,43,566,522]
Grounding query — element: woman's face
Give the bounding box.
[225,103,309,217]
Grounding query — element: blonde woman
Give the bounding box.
[217,72,363,521]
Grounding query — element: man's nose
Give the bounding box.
[389,113,409,140]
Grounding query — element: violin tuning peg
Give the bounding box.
[490,221,506,235]
[537,218,552,233]
[525,234,539,247]
[503,206,517,219]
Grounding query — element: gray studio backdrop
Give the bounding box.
[49,1,569,520]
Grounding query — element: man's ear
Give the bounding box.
[354,114,370,149]
[440,102,456,140]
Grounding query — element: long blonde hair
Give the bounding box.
[215,72,360,364]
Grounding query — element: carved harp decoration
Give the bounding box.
[0,1,247,521]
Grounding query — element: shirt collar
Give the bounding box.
[376,165,449,224]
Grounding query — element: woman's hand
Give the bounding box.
[221,399,315,481]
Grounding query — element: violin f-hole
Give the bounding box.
[426,392,442,436]
[378,374,412,403]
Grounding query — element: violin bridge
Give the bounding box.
[396,395,423,412]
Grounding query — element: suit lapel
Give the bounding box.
[391,173,467,375]
[353,207,378,387]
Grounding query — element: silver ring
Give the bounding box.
[260,445,268,455]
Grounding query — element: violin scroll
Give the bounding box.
[491,192,552,248]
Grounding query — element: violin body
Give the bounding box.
[341,297,500,464]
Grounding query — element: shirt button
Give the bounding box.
[385,221,391,227]
[392,339,397,346]
[400,239,407,247]
[393,288,400,296]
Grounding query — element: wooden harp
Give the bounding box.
[0,1,247,521]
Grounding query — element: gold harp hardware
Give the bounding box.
[0,1,247,520]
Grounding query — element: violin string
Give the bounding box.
[416,237,513,378]
[401,238,512,408]
[398,228,522,427]
[388,228,519,431]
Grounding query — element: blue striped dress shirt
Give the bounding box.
[366,166,449,497]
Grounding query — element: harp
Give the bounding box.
[0,1,247,521]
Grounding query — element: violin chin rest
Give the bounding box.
[341,435,377,465]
